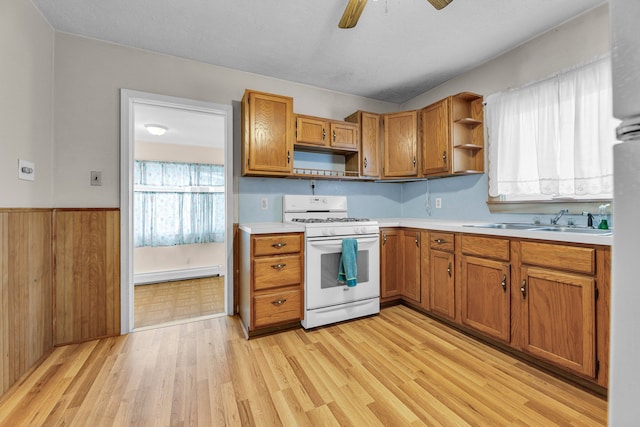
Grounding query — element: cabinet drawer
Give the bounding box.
[254,255,302,290]
[254,287,302,327]
[461,235,510,261]
[521,241,595,275]
[253,234,302,256]
[430,232,455,252]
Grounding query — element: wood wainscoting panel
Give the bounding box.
[0,209,53,396]
[53,209,120,345]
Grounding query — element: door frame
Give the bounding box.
[120,89,234,334]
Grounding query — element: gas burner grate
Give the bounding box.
[291,217,370,224]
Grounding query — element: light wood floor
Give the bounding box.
[0,305,607,426]
[134,276,225,328]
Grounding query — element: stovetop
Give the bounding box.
[291,217,371,224]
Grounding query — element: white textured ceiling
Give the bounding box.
[134,103,226,148]
[32,0,604,104]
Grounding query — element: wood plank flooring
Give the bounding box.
[134,276,225,328]
[0,305,607,426]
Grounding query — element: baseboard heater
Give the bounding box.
[134,266,224,285]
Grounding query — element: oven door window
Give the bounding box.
[320,250,370,289]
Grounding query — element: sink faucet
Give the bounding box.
[550,209,569,225]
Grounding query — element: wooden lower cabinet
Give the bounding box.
[430,250,455,320]
[380,228,402,300]
[460,256,510,342]
[239,231,304,335]
[401,229,421,303]
[381,228,421,303]
[515,240,599,379]
[381,228,610,388]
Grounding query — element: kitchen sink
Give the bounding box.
[464,223,613,235]
[535,226,613,235]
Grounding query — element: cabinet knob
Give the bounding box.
[364,157,368,168]
[442,151,447,164]
[271,298,287,306]
[383,233,387,245]
[413,156,416,167]
[271,242,287,248]
[271,263,287,270]
[415,235,419,247]
[501,274,507,292]
[434,238,447,244]
[323,128,326,140]
[333,130,336,142]
[520,279,527,299]
[447,262,452,278]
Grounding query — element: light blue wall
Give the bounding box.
[238,177,403,222]
[238,174,603,227]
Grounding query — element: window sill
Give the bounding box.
[487,199,612,214]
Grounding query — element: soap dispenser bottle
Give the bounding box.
[598,203,610,230]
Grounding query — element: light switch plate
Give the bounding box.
[18,159,35,181]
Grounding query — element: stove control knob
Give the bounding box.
[330,228,336,235]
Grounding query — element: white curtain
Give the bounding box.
[134,161,225,247]
[487,56,618,199]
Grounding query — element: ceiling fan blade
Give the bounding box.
[427,0,453,10]
[339,0,368,29]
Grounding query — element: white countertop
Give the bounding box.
[239,218,612,246]
[238,222,305,234]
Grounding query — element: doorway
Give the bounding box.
[120,90,233,333]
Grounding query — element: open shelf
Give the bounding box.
[454,117,482,127]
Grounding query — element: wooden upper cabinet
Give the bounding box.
[421,93,484,178]
[345,111,381,178]
[421,98,451,176]
[296,114,358,151]
[296,115,329,147]
[383,110,418,178]
[242,90,294,176]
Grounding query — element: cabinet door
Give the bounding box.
[330,122,358,150]
[520,266,596,378]
[421,98,451,176]
[430,250,455,320]
[401,230,421,303]
[360,112,381,177]
[243,91,294,175]
[461,256,510,342]
[380,229,401,299]
[383,111,418,177]
[296,116,328,147]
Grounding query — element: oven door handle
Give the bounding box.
[307,236,379,248]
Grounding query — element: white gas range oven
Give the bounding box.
[283,195,380,329]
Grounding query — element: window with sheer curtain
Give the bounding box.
[134,160,225,247]
[486,56,619,201]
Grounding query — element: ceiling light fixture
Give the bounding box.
[144,124,168,136]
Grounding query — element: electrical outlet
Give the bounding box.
[435,197,442,209]
[261,198,268,210]
[18,159,35,181]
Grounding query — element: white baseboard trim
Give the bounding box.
[134,266,224,285]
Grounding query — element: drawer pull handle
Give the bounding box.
[447,262,452,278]
[501,274,507,293]
[271,242,287,248]
[271,263,287,270]
[520,279,527,299]
[271,298,287,306]
[435,239,447,244]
